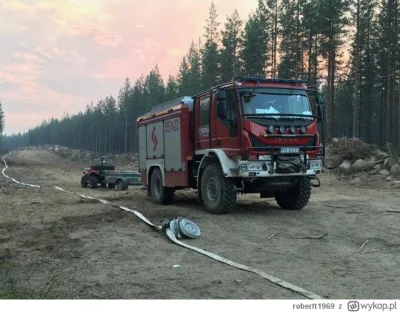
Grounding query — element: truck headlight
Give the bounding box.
[268,126,275,134]
[308,160,322,171]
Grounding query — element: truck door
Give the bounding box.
[195,93,212,151]
[210,88,240,150]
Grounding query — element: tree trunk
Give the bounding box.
[391,0,398,147]
[124,110,128,153]
[364,4,372,143]
[352,0,360,138]
[385,0,393,146]
[273,0,278,78]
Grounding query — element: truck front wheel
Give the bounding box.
[150,168,174,205]
[275,177,311,210]
[201,163,236,214]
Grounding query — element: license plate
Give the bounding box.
[247,163,263,171]
[280,147,300,154]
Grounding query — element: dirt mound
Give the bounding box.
[324,137,400,188]
[16,145,138,169]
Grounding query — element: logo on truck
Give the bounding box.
[151,126,158,151]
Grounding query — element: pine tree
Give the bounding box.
[318,0,351,140]
[302,0,323,86]
[220,9,243,82]
[186,40,203,94]
[266,0,279,78]
[278,0,312,81]
[177,56,191,95]
[165,75,179,100]
[348,0,379,141]
[240,1,269,77]
[117,78,132,153]
[145,65,165,107]
[201,0,221,88]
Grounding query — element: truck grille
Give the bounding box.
[248,133,317,150]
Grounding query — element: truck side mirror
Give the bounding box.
[316,92,326,122]
[217,100,227,120]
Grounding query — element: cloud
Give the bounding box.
[13,52,45,62]
[0,0,258,135]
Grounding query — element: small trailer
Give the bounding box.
[102,170,142,190]
[80,156,142,191]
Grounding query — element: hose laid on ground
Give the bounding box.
[1,152,41,188]
[1,151,323,300]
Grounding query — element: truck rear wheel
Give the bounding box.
[89,175,98,189]
[201,163,236,214]
[150,168,174,205]
[275,177,311,210]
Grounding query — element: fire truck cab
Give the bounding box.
[137,77,325,214]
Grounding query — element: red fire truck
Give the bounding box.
[137,77,325,214]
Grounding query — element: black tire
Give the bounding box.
[150,168,174,205]
[116,179,125,191]
[196,172,204,205]
[200,163,236,214]
[122,179,128,190]
[108,182,116,189]
[89,175,98,189]
[275,177,311,210]
[80,175,88,188]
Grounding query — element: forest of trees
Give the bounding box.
[3,0,400,154]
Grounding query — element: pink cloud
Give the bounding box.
[68,22,123,47]
[0,0,258,135]
[13,52,44,62]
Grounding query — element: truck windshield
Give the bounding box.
[240,88,313,121]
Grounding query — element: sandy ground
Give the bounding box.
[0,150,399,299]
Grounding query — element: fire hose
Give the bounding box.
[1,151,323,300]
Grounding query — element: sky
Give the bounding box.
[0,0,258,135]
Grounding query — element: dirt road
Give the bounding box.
[1,150,399,299]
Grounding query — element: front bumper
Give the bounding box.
[238,158,322,178]
[237,144,324,178]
